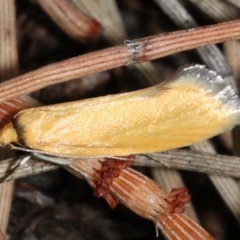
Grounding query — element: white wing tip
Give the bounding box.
[171,64,240,121]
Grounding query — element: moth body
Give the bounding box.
[0,65,239,157]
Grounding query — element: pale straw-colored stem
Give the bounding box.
[0,0,19,235]
[136,150,240,178]
[188,0,240,22]
[0,157,58,182]
[191,141,240,224]
[37,0,100,42]
[0,229,5,240]
[226,0,240,9]
[70,0,126,44]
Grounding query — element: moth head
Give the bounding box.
[0,122,18,146]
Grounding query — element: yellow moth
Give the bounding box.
[0,65,239,158]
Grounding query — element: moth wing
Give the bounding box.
[15,65,240,157]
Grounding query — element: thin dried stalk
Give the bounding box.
[0,0,19,235]
[232,123,240,159]
[191,141,240,224]
[37,0,101,43]
[1,149,240,181]
[188,0,240,22]
[227,0,240,9]
[0,181,14,232]
[224,40,240,190]
[67,158,213,240]
[0,0,18,80]
[70,0,126,45]
[224,40,240,155]
[156,213,214,240]
[0,20,240,103]
[0,229,5,240]
[136,150,240,178]
[224,41,240,81]
[0,157,58,182]
[218,131,234,152]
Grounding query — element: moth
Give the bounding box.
[0,65,233,240]
[0,64,239,158]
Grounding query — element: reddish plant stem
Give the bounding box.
[37,0,101,42]
[0,20,240,103]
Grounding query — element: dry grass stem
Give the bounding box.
[0,0,19,235]
[188,0,240,22]
[1,149,240,181]
[0,181,14,233]
[0,19,240,103]
[191,142,240,224]
[224,39,240,198]
[0,229,5,240]
[227,0,240,9]
[224,41,240,81]
[137,150,240,178]
[70,0,126,44]
[224,40,240,156]
[0,157,58,182]
[0,0,18,81]
[37,0,101,43]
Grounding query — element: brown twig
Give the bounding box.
[0,229,5,240]
[37,0,101,43]
[67,158,213,240]
[0,19,240,103]
[70,0,126,44]
[0,0,19,235]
